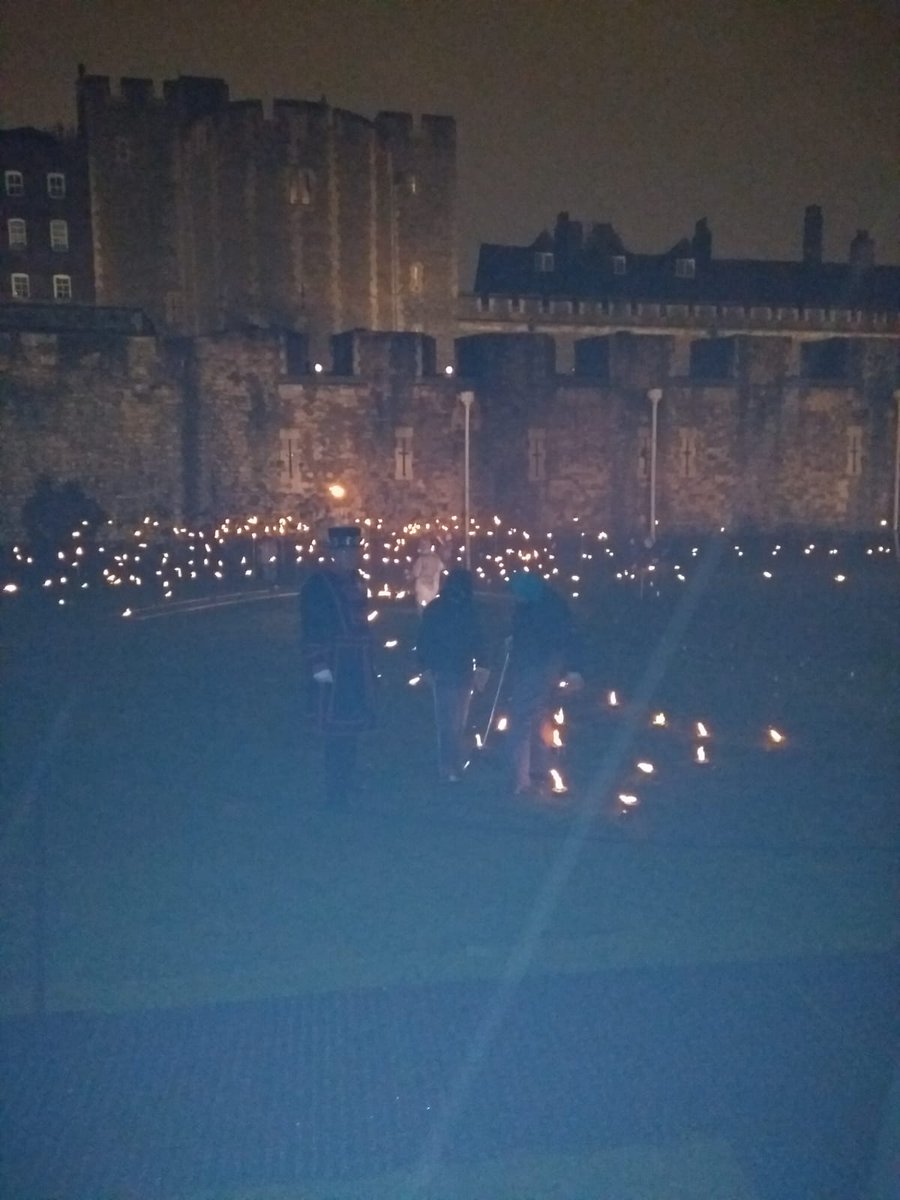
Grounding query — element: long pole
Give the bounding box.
[893,390,900,559]
[648,388,662,546]
[461,391,474,569]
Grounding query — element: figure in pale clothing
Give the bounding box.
[410,539,444,608]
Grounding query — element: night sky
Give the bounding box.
[2,0,897,281]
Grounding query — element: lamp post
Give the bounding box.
[647,388,663,546]
[460,390,474,569]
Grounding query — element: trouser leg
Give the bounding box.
[509,660,559,791]
[433,677,471,778]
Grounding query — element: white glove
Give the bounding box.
[313,668,334,684]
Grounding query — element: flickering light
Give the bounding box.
[384,639,398,648]
[367,610,379,621]
[328,484,346,499]
[695,745,708,764]
[651,712,667,727]
[554,708,565,724]
[3,583,17,594]
[444,365,454,375]
[549,768,567,793]
[636,761,654,774]
[551,728,563,748]
[768,727,785,744]
[314,362,324,373]
[608,690,619,707]
[122,607,132,617]
[834,574,846,583]
[408,675,422,686]
[496,716,508,732]
[618,792,639,807]
[696,721,710,739]
[475,733,483,748]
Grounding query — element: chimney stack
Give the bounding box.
[849,229,875,274]
[803,205,823,266]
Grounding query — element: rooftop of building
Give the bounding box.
[475,212,900,311]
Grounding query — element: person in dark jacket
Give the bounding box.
[417,569,489,782]
[506,571,583,795]
[300,525,376,804]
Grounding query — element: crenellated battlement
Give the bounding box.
[375,111,456,147]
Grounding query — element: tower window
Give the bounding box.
[50,219,69,250]
[5,170,24,196]
[7,218,26,248]
[53,274,72,301]
[47,172,66,199]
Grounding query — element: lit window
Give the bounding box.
[612,255,627,275]
[114,136,132,165]
[678,428,699,478]
[7,218,26,248]
[53,274,72,301]
[394,426,414,480]
[290,168,314,206]
[50,219,69,251]
[637,428,650,480]
[10,273,30,299]
[409,262,423,294]
[675,257,696,278]
[527,428,547,481]
[47,172,66,199]
[846,426,863,477]
[277,428,304,493]
[5,170,24,196]
[535,251,554,273]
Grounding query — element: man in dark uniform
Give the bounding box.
[300,526,376,804]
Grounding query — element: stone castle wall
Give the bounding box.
[76,74,458,364]
[1,328,897,544]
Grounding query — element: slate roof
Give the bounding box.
[474,241,900,312]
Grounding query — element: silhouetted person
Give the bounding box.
[506,571,583,795]
[300,526,376,804]
[417,569,489,782]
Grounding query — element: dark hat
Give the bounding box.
[327,525,362,548]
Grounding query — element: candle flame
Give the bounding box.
[652,712,667,727]
[636,761,654,774]
[496,716,508,732]
[696,721,709,738]
[768,727,785,744]
[608,690,619,707]
[618,792,639,807]
[554,708,565,724]
[549,768,567,793]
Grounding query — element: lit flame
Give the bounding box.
[636,761,654,774]
[475,733,483,749]
[408,675,422,686]
[549,768,567,793]
[496,716,508,732]
[768,727,785,744]
[618,792,639,807]
[384,639,398,648]
[695,745,708,764]
[554,708,565,724]
[367,610,379,622]
[696,721,709,739]
[608,690,619,707]
[328,483,346,499]
[652,712,667,727]
[551,728,563,748]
